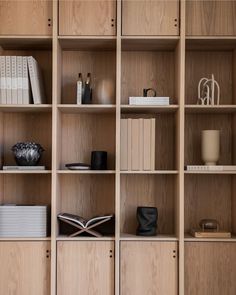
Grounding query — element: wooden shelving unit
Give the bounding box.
[1,1,236,295]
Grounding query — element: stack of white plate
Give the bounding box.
[0,205,48,238]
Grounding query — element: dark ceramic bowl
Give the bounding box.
[11,142,44,166]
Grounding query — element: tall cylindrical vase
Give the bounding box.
[201,130,220,165]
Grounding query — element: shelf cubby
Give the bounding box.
[184,174,236,236]
[59,40,116,105]
[120,174,177,237]
[57,173,115,236]
[0,112,52,169]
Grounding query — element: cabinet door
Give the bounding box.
[59,0,116,36]
[120,241,178,295]
[57,241,114,295]
[0,1,52,36]
[0,241,51,295]
[186,0,236,36]
[185,242,236,295]
[122,0,179,36]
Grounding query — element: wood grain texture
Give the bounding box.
[186,0,236,36]
[0,174,51,205]
[0,241,51,295]
[120,174,176,235]
[60,113,115,169]
[185,114,233,166]
[1,49,52,103]
[58,174,115,218]
[185,242,236,295]
[185,175,233,233]
[59,0,116,36]
[2,113,52,168]
[120,241,178,295]
[121,113,176,170]
[61,51,116,104]
[185,51,233,105]
[0,0,52,36]
[121,51,176,104]
[57,241,114,295]
[122,0,179,36]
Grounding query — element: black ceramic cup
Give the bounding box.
[136,206,158,236]
[91,151,107,170]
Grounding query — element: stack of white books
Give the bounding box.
[186,165,236,171]
[121,118,155,171]
[0,56,46,105]
[0,205,48,238]
[129,96,170,106]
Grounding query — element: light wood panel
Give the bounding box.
[57,241,114,295]
[59,113,115,169]
[0,49,52,103]
[120,175,176,235]
[185,242,236,295]
[122,0,179,36]
[120,241,178,295]
[121,113,176,170]
[58,174,115,218]
[186,0,236,36]
[121,51,176,104]
[59,0,116,36]
[185,51,234,105]
[61,51,116,104]
[185,175,233,234]
[0,174,51,205]
[0,0,52,36]
[0,241,51,295]
[1,113,52,168]
[185,114,233,166]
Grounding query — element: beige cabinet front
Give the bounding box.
[122,0,179,36]
[0,0,52,35]
[59,0,116,36]
[186,0,236,36]
[120,241,178,295]
[0,241,51,295]
[57,241,115,295]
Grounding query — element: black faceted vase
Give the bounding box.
[136,206,158,236]
[91,151,107,170]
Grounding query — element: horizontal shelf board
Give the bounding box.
[121,36,180,51]
[120,170,178,175]
[57,235,115,241]
[185,105,236,114]
[185,170,236,175]
[0,170,51,174]
[58,36,116,50]
[57,170,116,174]
[0,35,52,50]
[0,104,52,113]
[184,234,236,242]
[186,36,236,50]
[120,233,178,241]
[0,237,51,241]
[121,105,178,114]
[58,104,116,114]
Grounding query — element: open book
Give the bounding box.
[58,213,113,229]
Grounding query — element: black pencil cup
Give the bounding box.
[91,151,107,170]
[136,206,158,236]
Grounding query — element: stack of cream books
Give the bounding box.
[0,56,45,104]
[121,118,155,171]
[0,205,48,238]
[129,97,170,106]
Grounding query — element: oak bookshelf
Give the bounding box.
[0,1,236,295]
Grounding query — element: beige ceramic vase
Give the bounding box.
[201,130,220,165]
[95,78,115,104]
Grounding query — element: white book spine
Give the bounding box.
[0,56,7,104]
[6,56,11,104]
[150,118,156,170]
[22,56,30,104]
[11,56,17,104]
[17,56,23,104]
